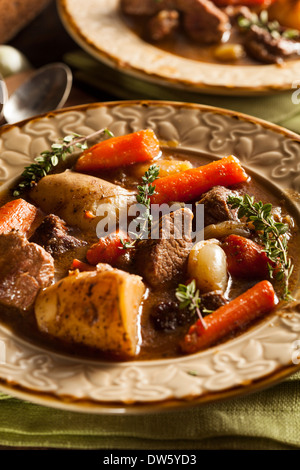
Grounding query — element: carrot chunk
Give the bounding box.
[70,259,97,272]
[75,129,160,172]
[86,231,131,266]
[181,280,277,354]
[222,234,273,279]
[151,155,249,204]
[0,198,39,236]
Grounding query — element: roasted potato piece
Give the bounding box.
[269,0,300,30]
[30,170,136,233]
[129,159,193,179]
[213,43,245,61]
[35,268,146,358]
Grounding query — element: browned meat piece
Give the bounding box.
[147,9,180,41]
[245,25,300,64]
[0,231,54,310]
[135,207,193,288]
[120,0,176,16]
[200,290,228,312]
[30,214,87,256]
[177,0,229,43]
[121,0,229,44]
[197,186,239,227]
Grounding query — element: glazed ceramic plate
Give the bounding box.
[0,100,300,414]
[57,0,300,96]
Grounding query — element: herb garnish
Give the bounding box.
[120,164,160,249]
[175,280,210,330]
[227,194,294,300]
[12,128,114,197]
[238,9,299,40]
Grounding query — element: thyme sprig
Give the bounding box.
[238,9,299,40]
[175,280,209,330]
[120,164,160,249]
[12,128,114,197]
[227,194,294,301]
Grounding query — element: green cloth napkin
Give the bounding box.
[0,372,300,450]
[1,51,300,451]
[64,50,300,135]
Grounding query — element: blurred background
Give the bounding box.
[2,0,115,106]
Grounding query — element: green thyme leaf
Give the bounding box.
[283,29,299,39]
[237,9,299,42]
[227,194,294,300]
[175,280,208,329]
[12,128,113,197]
[120,164,160,249]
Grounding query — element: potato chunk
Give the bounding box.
[129,159,193,179]
[35,268,146,358]
[269,0,300,30]
[30,170,135,233]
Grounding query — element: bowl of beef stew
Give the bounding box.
[0,100,299,412]
[58,0,300,94]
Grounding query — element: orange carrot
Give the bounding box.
[70,259,97,272]
[151,155,248,204]
[181,280,277,354]
[75,129,160,172]
[0,198,39,236]
[222,234,274,279]
[86,230,131,266]
[84,210,96,219]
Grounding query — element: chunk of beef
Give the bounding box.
[147,9,180,41]
[245,25,300,64]
[135,207,193,288]
[120,0,176,16]
[197,186,239,227]
[200,290,228,312]
[177,0,230,44]
[121,0,230,44]
[0,231,54,310]
[30,214,87,256]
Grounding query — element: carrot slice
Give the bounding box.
[75,129,160,172]
[86,230,131,266]
[181,280,277,354]
[0,198,39,236]
[222,234,274,279]
[70,259,97,272]
[151,155,249,204]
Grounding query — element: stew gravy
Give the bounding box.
[0,149,299,362]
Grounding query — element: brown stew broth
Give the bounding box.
[121,12,260,66]
[0,151,299,362]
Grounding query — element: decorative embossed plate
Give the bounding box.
[0,100,300,414]
[57,0,300,96]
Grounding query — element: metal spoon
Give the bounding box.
[0,62,73,124]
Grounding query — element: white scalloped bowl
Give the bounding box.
[0,100,299,414]
[57,0,300,96]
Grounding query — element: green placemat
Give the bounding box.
[1,52,300,450]
[64,50,300,135]
[0,371,300,450]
